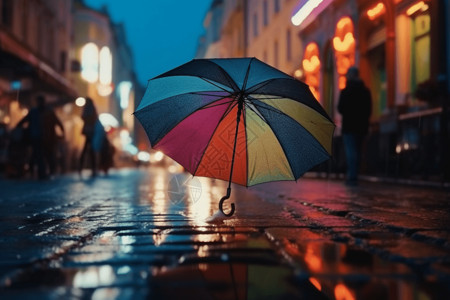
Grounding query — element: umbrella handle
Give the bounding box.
[219,188,235,217]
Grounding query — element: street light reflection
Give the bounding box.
[151,169,167,215]
[334,283,355,300]
[187,177,212,226]
[73,266,115,288]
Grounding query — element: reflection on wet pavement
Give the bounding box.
[0,168,449,299]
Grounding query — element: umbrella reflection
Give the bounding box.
[305,245,323,272]
[309,277,322,291]
[334,283,355,300]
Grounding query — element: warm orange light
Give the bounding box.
[309,86,320,101]
[333,32,355,53]
[309,277,322,291]
[302,42,321,102]
[336,17,352,30]
[367,2,385,20]
[294,69,303,78]
[306,42,317,53]
[305,248,322,272]
[338,76,347,90]
[303,55,320,72]
[334,17,355,89]
[406,1,427,16]
[334,283,355,300]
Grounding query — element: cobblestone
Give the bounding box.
[0,168,449,299]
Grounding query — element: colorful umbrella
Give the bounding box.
[134,58,334,216]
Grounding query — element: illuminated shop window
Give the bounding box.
[81,43,99,83]
[333,17,355,89]
[302,42,321,102]
[411,9,430,87]
[99,47,112,85]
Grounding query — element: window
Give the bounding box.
[263,0,269,26]
[253,13,258,37]
[274,0,280,13]
[412,14,430,86]
[286,29,291,61]
[60,51,67,72]
[274,40,279,68]
[1,0,13,28]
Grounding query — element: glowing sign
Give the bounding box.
[291,0,323,26]
[406,1,428,16]
[303,55,320,72]
[367,2,385,20]
[333,32,355,52]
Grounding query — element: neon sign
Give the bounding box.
[291,0,324,26]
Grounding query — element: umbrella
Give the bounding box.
[134,58,334,217]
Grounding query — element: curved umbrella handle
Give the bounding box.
[219,188,235,217]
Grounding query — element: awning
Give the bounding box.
[0,30,77,98]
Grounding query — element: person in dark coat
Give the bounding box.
[338,67,372,186]
[79,97,104,177]
[16,95,65,179]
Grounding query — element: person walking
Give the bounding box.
[16,95,65,179]
[79,97,104,178]
[338,67,372,186]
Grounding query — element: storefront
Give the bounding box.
[292,0,448,181]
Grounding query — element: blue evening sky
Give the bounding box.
[84,0,212,86]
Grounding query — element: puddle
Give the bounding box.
[149,263,307,299]
[267,228,450,300]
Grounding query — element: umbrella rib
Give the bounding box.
[199,99,236,110]
[247,95,284,101]
[246,78,278,94]
[192,100,238,177]
[248,100,286,119]
[190,91,232,97]
[249,106,298,181]
[199,77,232,93]
[151,95,235,146]
[241,58,254,91]
[209,60,240,91]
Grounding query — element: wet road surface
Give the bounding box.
[0,167,449,299]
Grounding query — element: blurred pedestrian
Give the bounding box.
[16,95,65,179]
[79,97,105,177]
[338,67,372,186]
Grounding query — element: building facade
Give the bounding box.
[0,0,79,173]
[72,1,142,165]
[199,0,449,182]
[0,0,142,174]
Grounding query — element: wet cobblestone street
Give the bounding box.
[0,167,449,299]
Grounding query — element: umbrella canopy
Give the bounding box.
[135,58,334,216]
